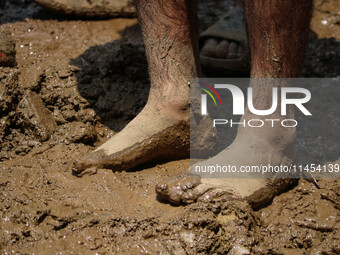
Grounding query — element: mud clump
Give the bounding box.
[0,22,149,160]
[17,91,57,142]
[257,179,340,254]
[0,68,20,159]
[0,67,18,115]
[311,0,340,41]
[57,121,97,145]
[0,32,16,67]
[108,201,260,254]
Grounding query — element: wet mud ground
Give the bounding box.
[0,0,340,254]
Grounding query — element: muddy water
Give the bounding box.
[0,0,340,254]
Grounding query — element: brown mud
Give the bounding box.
[0,0,340,254]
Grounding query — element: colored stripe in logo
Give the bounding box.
[200,88,217,106]
[199,82,223,106]
[200,82,223,106]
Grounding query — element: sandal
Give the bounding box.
[34,0,136,18]
[200,7,250,76]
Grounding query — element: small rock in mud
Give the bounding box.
[17,91,57,142]
[19,66,45,90]
[75,108,96,123]
[52,108,67,124]
[0,32,16,67]
[58,122,97,145]
[57,68,72,79]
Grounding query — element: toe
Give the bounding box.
[72,159,88,176]
[72,150,105,176]
[237,44,245,59]
[178,176,201,190]
[226,41,238,59]
[181,189,198,204]
[201,38,218,57]
[155,183,168,193]
[215,40,229,59]
[155,176,201,205]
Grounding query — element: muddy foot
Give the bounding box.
[156,131,297,210]
[156,175,295,210]
[73,104,190,175]
[156,175,242,205]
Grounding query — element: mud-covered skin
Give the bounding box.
[156,174,296,210]
[73,121,190,175]
[157,0,313,210]
[156,175,203,204]
[72,0,200,174]
[156,175,242,205]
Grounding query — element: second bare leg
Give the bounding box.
[156,0,313,209]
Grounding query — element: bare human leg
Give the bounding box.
[156,0,313,210]
[73,0,200,174]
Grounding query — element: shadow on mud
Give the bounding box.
[70,24,150,132]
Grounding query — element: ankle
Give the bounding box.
[158,98,190,123]
[236,112,296,149]
[239,125,296,153]
[142,98,189,124]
